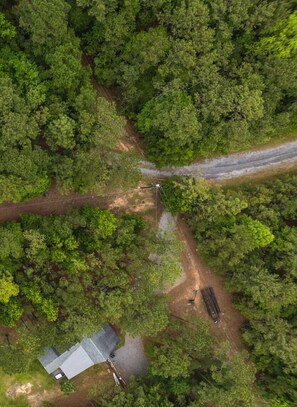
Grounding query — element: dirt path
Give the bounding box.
[92,80,144,156]
[83,53,145,157]
[83,54,297,182]
[168,217,245,352]
[0,184,156,223]
[0,190,245,354]
[0,187,105,223]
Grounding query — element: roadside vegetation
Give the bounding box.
[163,173,297,405]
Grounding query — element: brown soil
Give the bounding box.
[51,366,112,407]
[0,185,245,356]
[168,217,245,352]
[0,187,103,223]
[0,183,156,223]
[94,82,145,157]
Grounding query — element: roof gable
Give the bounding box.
[38,324,119,379]
[60,346,94,379]
[91,324,119,359]
[38,348,59,370]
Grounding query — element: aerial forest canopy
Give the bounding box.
[163,173,297,404]
[0,1,138,204]
[73,0,297,166]
[0,207,181,374]
[92,318,257,407]
[1,0,297,199]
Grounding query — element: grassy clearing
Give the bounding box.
[13,361,57,390]
[0,361,58,407]
[0,376,28,407]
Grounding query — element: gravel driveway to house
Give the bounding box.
[112,335,149,382]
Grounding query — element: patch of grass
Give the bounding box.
[0,373,29,407]
[269,126,297,145]
[0,397,29,407]
[13,361,56,390]
[0,360,58,407]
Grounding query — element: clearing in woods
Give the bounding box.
[169,217,245,352]
[0,56,247,350]
[85,62,247,351]
[0,55,251,407]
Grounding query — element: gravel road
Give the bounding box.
[140,140,297,179]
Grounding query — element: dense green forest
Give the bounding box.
[0,207,181,374]
[92,318,257,407]
[72,0,297,165]
[163,173,297,405]
[1,1,297,406]
[1,0,297,201]
[0,207,258,407]
[0,1,138,204]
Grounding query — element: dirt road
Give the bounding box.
[0,184,155,223]
[168,217,245,352]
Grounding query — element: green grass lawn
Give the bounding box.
[0,361,58,407]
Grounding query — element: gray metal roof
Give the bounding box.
[91,324,119,360]
[60,346,94,379]
[38,348,59,370]
[42,344,80,375]
[38,324,119,379]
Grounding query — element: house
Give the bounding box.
[38,324,119,380]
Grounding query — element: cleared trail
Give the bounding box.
[140,139,297,180]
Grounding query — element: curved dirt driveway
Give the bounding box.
[167,216,245,352]
[141,139,297,180]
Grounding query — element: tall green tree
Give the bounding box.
[16,0,71,52]
[257,11,297,58]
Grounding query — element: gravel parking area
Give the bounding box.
[112,335,149,382]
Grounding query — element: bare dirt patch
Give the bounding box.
[109,187,155,215]
[94,82,145,157]
[0,184,108,223]
[0,183,156,223]
[6,381,62,407]
[168,217,245,352]
[52,366,111,407]
[6,383,33,399]
[4,362,113,407]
